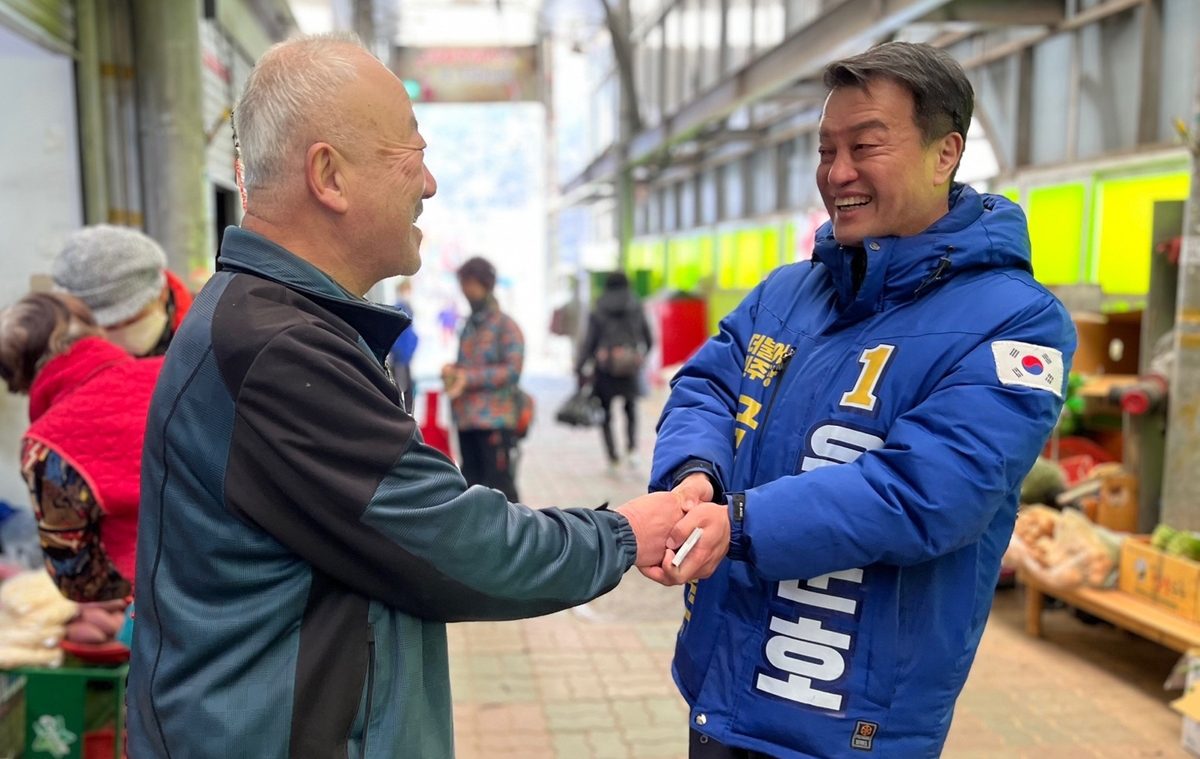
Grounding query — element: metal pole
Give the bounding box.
[75,0,109,225]
[132,0,207,277]
[1160,53,1200,529]
[614,0,637,269]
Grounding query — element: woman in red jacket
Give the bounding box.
[0,293,163,602]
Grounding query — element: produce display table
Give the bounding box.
[1021,571,1200,654]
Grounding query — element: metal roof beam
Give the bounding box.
[956,0,1145,71]
[626,0,957,165]
[920,0,1065,26]
[562,146,622,195]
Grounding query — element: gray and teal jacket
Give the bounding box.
[127,227,638,759]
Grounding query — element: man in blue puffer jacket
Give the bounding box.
[645,42,1075,758]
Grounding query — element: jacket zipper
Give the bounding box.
[912,249,954,300]
[361,627,376,759]
[750,347,796,484]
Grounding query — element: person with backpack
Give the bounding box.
[577,271,654,474]
[444,257,527,501]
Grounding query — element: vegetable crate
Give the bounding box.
[0,662,126,759]
[1120,538,1200,623]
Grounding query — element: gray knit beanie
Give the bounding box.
[52,225,168,327]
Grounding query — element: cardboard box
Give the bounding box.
[1073,311,1143,376]
[1097,474,1139,533]
[1119,537,1162,602]
[1118,537,1200,622]
[1159,553,1200,620]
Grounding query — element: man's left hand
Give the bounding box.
[638,500,730,586]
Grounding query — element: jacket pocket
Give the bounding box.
[861,568,900,710]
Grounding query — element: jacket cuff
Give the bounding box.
[727,493,749,562]
[670,460,725,503]
[605,509,640,570]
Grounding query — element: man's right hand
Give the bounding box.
[616,492,686,567]
[674,472,714,510]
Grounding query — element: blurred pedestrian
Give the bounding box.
[0,293,162,603]
[389,278,418,412]
[52,225,193,357]
[127,34,689,759]
[577,271,653,475]
[444,256,524,501]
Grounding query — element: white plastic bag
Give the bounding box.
[1007,507,1119,591]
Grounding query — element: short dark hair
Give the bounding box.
[605,271,629,291]
[457,257,497,292]
[823,42,974,147]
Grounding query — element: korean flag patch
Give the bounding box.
[991,341,1065,398]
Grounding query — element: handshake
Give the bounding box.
[615,473,730,586]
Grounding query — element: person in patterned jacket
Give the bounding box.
[443,256,525,501]
[0,292,162,602]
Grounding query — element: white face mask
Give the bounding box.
[106,305,169,356]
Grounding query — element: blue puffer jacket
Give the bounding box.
[650,186,1075,758]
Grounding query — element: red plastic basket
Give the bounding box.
[84,728,115,759]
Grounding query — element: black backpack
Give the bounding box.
[594,309,644,378]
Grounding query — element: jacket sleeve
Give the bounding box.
[649,279,764,493]
[19,439,132,603]
[223,322,637,623]
[730,295,1075,581]
[462,316,524,391]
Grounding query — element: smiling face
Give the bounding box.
[816,78,963,246]
[338,56,439,279]
[371,110,437,278]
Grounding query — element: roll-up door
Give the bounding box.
[202,20,234,188]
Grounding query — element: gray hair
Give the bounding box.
[824,42,974,147]
[233,32,366,195]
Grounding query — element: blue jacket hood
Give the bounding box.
[812,184,1032,322]
[649,181,1073,759]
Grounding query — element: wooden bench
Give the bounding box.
[1021,571,1200,654]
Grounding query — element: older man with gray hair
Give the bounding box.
[127,34,693,759]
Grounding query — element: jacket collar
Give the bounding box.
[217,227,411,363]
[468,295,499,322]
[29,337,130,422]
[811,184,1034,326]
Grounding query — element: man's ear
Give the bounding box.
[305,143,350,214]
[933,132,965,186]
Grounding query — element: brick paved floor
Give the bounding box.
[449,378,1192,759]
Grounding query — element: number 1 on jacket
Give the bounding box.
[840,345,896,413]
